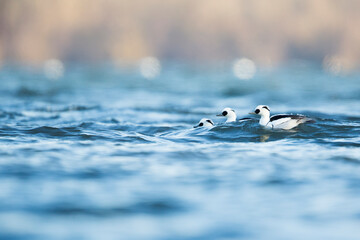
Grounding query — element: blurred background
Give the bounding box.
[1,1,360,240]
[0,0,359,73]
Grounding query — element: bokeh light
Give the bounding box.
[232,58,257,80]
[323,55,343,76]
[139,57,161,79]
[43,59,65,80]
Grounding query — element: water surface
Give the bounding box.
[0,64,359,240]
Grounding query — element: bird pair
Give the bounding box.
[195,105,314,130]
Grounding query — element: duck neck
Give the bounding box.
[259,112,270,126]
[226,112,237,123]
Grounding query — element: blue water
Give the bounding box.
[0,63,360,240]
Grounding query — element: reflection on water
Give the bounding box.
[0,64,359,240]
[259,134,270,142]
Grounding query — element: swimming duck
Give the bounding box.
[194,118,214,128]
[217,107,252,123]
[249,105,313,130]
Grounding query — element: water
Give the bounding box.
[0,63,359,240]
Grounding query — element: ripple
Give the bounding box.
[1,66,360,240]
[25,126,72,137]
[22,199,186,217]
[0,111,23,119]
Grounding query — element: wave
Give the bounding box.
[20,199,186,217]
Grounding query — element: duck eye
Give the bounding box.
[222,111,228,116]
[199,122,204,126]
[255,109,260,114]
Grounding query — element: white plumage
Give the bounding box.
[217,107,252,123]
[216,107,237,123]
[194,118,214,128]
[249,105,314,130]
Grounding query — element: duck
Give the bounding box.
[249,105,314,130]
[194,118,214,128]
[217,107,252,123]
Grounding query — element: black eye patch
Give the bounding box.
[199,122,204,126]
[255,109,260,114]
[222,111,228,116]
[206,119,214,125]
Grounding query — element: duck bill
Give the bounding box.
[193,125,199,128]
[248,112,256,115]
[216,114,223,117]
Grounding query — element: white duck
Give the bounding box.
[217,107,252,123]
[249,105,314,130]
[194,118,214,128]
